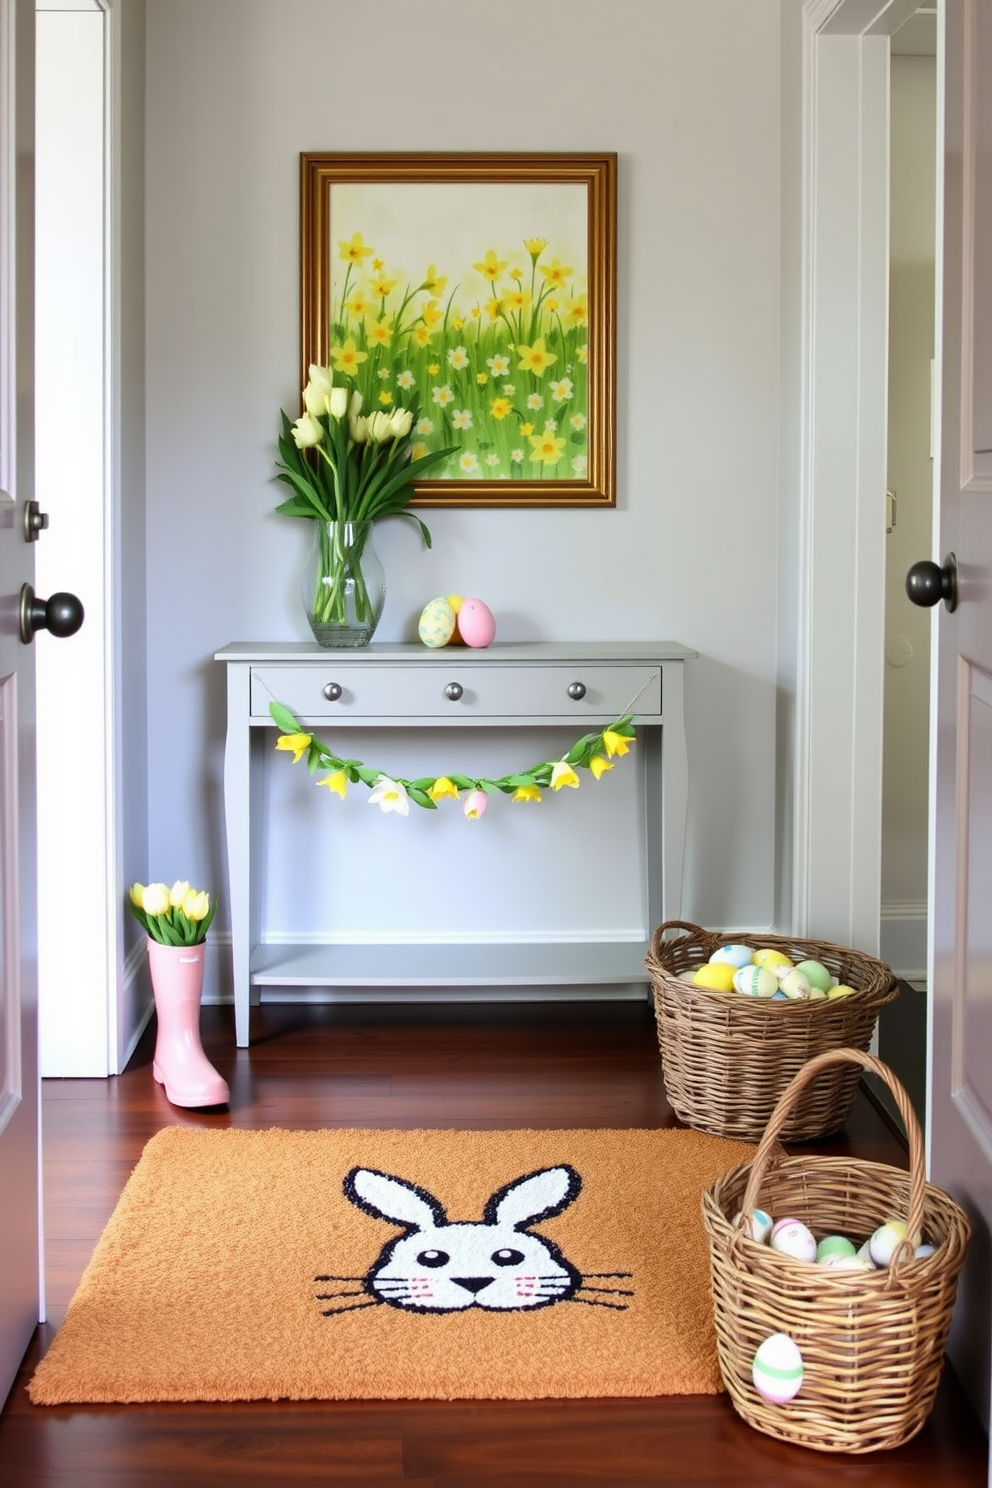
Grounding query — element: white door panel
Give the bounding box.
[0,0,40,1406]
[929,0,992,1445]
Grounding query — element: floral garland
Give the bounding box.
[269,700,635,819]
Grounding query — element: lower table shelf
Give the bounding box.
[249,940,652,989]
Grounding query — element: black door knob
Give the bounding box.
[905,553,958,613]
[18,584,85,644]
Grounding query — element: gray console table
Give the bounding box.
[215,641,695,1046]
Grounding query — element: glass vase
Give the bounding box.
[302,520,385,648]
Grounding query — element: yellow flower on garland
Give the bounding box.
[428,776,460,803]
[551,761,581,791]
[589,755,613,780]
[512,784,542,804]
[602,728,631,759]
[319,770,349,798]
[276,732,313,764]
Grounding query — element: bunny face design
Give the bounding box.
[342,1164,583,1313]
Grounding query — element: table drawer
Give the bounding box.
[250,664,661,722]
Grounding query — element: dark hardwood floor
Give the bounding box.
[0,998,987,1486]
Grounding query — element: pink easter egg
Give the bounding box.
[456,598,496,648]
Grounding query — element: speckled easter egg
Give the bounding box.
[457,597,497,648]
[418,597,457,648]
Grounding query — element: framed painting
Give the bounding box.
[300,152,617,508]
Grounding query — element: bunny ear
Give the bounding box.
[344,1167,447,1231]
[485,1165,582,1229]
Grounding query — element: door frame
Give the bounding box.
[796,0,922,950]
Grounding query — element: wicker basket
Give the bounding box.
[702,1048,972,1453]
[645,920,898,1141]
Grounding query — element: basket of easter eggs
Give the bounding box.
[645,920,897,1141]
[701,1048,972,1453]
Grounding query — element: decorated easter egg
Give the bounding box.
[752,948,793,970]
[693,962,737,993]
[709,943,754,970]
[752,1333,804,1404]
[816,1234,857,1264]
[868,1220,920,1268]
[770,1218,818,1263]
[457,597,497,648]
[821,1253,875,1272]
[418,596,456,648]
[827,983,857,999]
[736,1207,774,1244]
[733,964,779,998]
[794,959,833,993]
[779,969,812,1000]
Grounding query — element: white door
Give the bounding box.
[926,0,992,1443]
[0,0,40,1405]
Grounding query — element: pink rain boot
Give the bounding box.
[147,938,230,1107]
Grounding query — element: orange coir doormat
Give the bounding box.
[28,1125,757,1405]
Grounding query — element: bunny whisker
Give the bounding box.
[562,1295,630,1311]
[314,1273,366,1282]
[582,1271,633,1279]
[577,1283,635,1297]
[319,1299,383,1315]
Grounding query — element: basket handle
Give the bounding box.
[650,920,712,954]
[738,1048,926,1270]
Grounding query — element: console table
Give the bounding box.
[215,641,695,1046]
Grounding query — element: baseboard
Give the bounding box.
[879,901,927,981]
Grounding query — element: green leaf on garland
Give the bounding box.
[269,701,302,733]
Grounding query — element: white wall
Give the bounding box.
[142,0,787,995]
[881,55,936,978]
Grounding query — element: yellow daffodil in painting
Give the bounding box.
[367,318,393,349]
[524,237,548,258]
[529,431,567,466]
[564,294,588,328]
[602,729,632,759]
[463,789,489,819]
[329,338,368,377]
[516,337,557,376]
[428,777,460,804]
[551,761,581,791]
[318,770,349,798]
[276,732,312,764]
[412,324,433,348]
[473,249,508,282]
[423,263,447,296]
[539,256,573,288]
[368,776,410,816]
[512,784,542,803]
[370,273,398,299]
[589,755,613,780]
[490,398,512,421]
[421,299,444,329]
[339,232,374,265]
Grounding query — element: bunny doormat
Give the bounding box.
[28,1125,757,1405]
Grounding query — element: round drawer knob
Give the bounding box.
[444,681,464,702]
[567,681,587,701]
[322,682,343,702]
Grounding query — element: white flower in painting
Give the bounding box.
[396,369,415,389]
[543,419,558,433]
[452,409,474,430]
[459,452,480,474]
[511,449,524,464]
[432,384,455,407]
[416,417,434,435]
[487,353,511,377]
[571,455,588,476]
[570,412,587,431]
[447,345,470,370]
[502,383,516,396]
[486,453,500,468]
[526,392,544,411]
[549,377,573,404]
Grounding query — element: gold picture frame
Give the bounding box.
[300,152,616,508]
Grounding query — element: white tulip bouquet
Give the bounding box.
[128,881,217,946]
